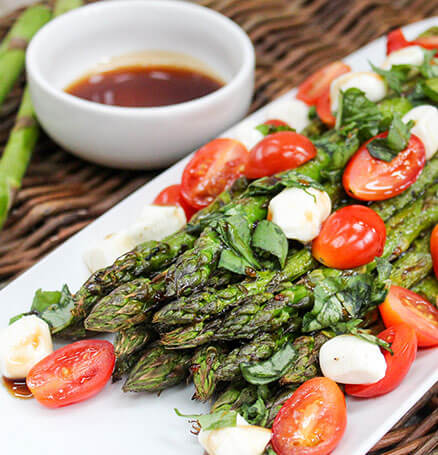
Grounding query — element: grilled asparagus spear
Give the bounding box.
[113,323,153,382]
[123,344,192,393]
[190,345,226,401]
[412,275,438,306]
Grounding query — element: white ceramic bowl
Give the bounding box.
[26,0,255,169]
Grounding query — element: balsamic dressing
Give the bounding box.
[65,65,224,108]
[2,376,33,399]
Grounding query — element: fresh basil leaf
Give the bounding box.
[371,63,411,95]
[247,171,324,197]
[39,284,76,333]
[252,220,288,268]
[302,272,383,332]
[422,77,438,103]
[31,289,62,313]
[214,215,261,275]
[255,123,295,136]
[378,98,413,129]
[175,408,238,431]
[335,88,382,141]
[241,342,297,385]
[308,105,317,119]
[334,319,393,353]
[366,113,413,162]
[418,49,438,79]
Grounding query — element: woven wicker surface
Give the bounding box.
[0,0,438,453]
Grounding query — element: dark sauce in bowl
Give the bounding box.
[65,65,224,108]
[2,376,33,399]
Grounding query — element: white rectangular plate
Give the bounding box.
[1,17,438,455]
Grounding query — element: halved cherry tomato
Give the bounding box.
[297,61,351,105]
[244,131,317,179]
[387,28,438,55]
[386,29,410,54]
[343,132,426,201]
[264,119,289,127]
[312,205,386,269]
[272,377,347,455]
[315,90,336,127]
[181,138,249,209]
[153,184,197,221]
[379,286,438,347]
[432,225,438,279]
[345,324,417,398]
[26,340,115,408]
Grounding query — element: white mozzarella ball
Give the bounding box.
[319,335,387,385]
[199,415,272,455]
[0,315,53,379]
[233,120,265,150]
[266,98,310,132]
[381,45,425,69]
[83,231,133,273]
[129,205,186,245]
[330,72,387,112]
[268,187,332,243]
[403,105,438,159]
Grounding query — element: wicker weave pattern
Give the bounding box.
[0,1,437,452]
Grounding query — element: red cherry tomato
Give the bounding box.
[345,324,417,398]
[432,225,438,279]
[272,377,347,455]
[297,61,351,105]
[342,132,426,201]
[386,29,411,54]
[312,205,386,269]
[153,184,197,221]
[244,131,317,179]
[379,286,438,347]
[315,90,336,127]
[263,119,289,127]
[26,340,115,408]
[387,28,438,55]
[181,138,249,209]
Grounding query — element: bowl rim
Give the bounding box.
[25,0,255,118]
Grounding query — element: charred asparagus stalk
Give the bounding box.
[190,345,226,401]
[53,0,84,17]
[123,344,192,393]
[153,248,316,327]
[211,382,259,414]
[412,275,438,306]
[113,323,153,382]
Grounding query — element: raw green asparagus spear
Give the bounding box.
[0,6,51,105]
[371,155,438,221]
[53,0,84,17]
[211,382,259,413]
[412,275,438,306]
[279,333,329,385]
[0,87,40,228]
[161,288,307,349]
[113,323,153,382]
[215,331,292,382]
[123,344,192,393]
[190,345,226,401]
[154,248,316,327]
[390,233,433,288]
[84,278,163,332]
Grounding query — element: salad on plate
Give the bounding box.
[2,25,438,455]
